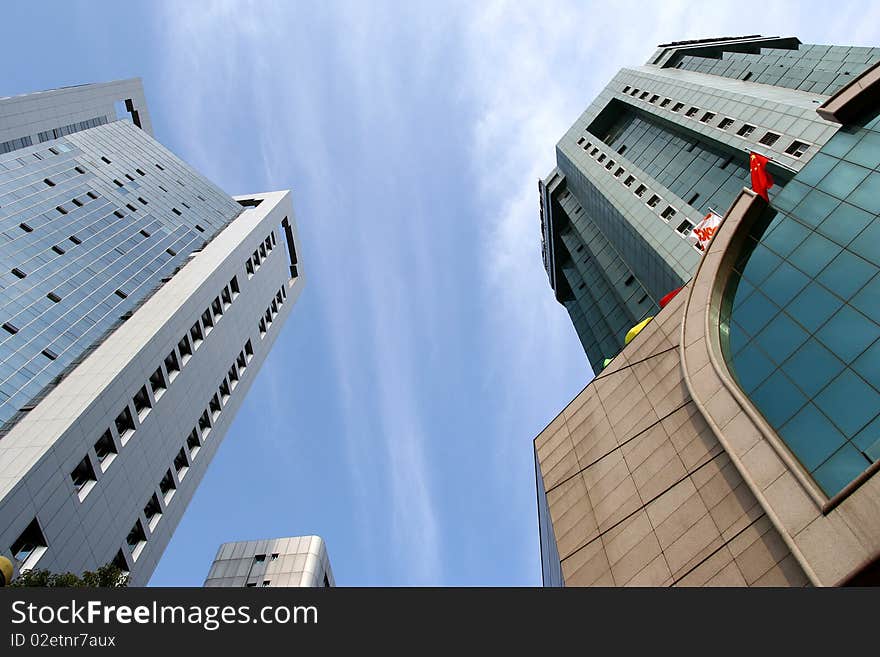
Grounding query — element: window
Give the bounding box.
[228,364,239,389]
[138,196,148,205]
[144,494,162,531]
[660,206,677,221]
[254,554,266,563]
[114,289,127,299]
[112,550,130,575]
[219,379,231,404]
[159,469,176,504]
[630,88,639,96]
[164,350,181,382]
[126,204,137,212]
[617,144,627,155]
[649,94,659,103]
[245,258,255,277]
[262,581,271,587]
[19,222,33,233]
[155,163,165,170]
[685,106,699,117]
[2,322,18,335]
[52,245,66,255]
[201,309,214,334]
[113,179,124,187]
[178,335,193,363]
[700,111,715,123]
[676,219,695,236]
[72,197,83,207]
[660,98,671,108]
[784,140,810,157]
[259,317,268,337]
[186,429,201,460]
[623,175,636,187]
[87,191,98,199]
[246,583,257,587]
[42,348,57,361]
[189,321,203,349]
[271,553,279,561]
[47,292,61,303]
[149,367,167,401]
[582,141,591,151]
[12,268,26,279]
[639,91,649,100]
[577,137,586,145]
[166,248,177,256]
[634,184,647,197]
[604,159,614,170]
[11,519,47,569]
[70,455,97,500]
[597,153,606,163]
[139,229,151,238]
[237,351,247,372]
[623,85,631,93]
[759,132,780,147]
[94,430,118,471]
[624,275,635,286]
[245,340,254,362]
[737,124,755,138]
[221,286,232,309]
[646,194,661,208]
[199,410,212,439]
[195,224,204,233]
[212,297,223,319]
[101,156,111,164]
[209,393,222,421]
[718,117,734,130]
[688,192,700,205]
[115,406,135,444]
[173,448,189,481]
[43,177,55,187]
[742,71,753,81]
[133,386,152,420]
[172,207,182,216]
[671,102,684,112]
[69,235,82,245]
[136,168,146,176]
[126,519,147,561]
[230,276,240,298]
[589,147,599,157]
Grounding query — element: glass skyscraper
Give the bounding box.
[535,37,880,587]
[540,35,880,371]
[0,79,305,585]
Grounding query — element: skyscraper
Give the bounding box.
[535,39,880,586]
[540,36,880,370]
[204,536,334,588]
[0,79,304,585]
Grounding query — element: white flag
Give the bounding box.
[688,211,723,251]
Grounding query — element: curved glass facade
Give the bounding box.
[721,108,880,498]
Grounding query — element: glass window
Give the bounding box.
[779,403,846,471]
[816,304,880,364]
[815,369,880,437]
[818,202,873,248]
[817,249,878,300]
[781,338,846,397]
[750,370,807,427]
[817,160,871,200]
[813,443,871,497]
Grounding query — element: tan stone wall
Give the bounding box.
[535,287,809,586]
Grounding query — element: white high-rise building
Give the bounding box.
[204,536,335,588]
[0,79,304,586]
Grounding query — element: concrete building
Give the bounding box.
[0,79,304,585]
[540,36,880,371]
[535,43,880,586]
[204,536,334,588]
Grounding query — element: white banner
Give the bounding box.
[688,210,723,251]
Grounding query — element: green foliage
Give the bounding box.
[10,562,128,588]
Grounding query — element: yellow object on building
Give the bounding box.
[625,316,653,345]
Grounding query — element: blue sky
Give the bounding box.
[3,0,879,585]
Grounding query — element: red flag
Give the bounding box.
[750,152,773,201]
[659,287,683,309]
